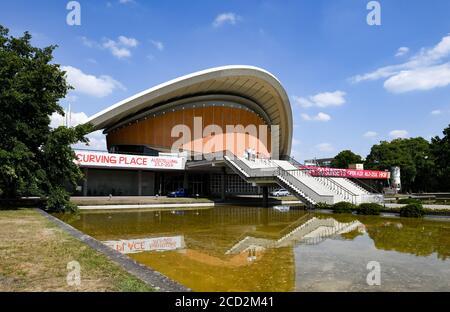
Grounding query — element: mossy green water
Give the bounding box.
[59,206,450,291]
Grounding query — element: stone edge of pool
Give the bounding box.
[77,200,303,210]
[36,208,190,292]
[75,201,450,213]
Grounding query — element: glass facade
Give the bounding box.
[210,174,260,195]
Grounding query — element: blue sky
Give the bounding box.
[1,0,450,161]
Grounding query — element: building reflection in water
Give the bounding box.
[59,206,450,292]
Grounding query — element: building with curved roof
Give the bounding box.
[75,65,294,198]
[75,66,382,206]
[86,65,293,158]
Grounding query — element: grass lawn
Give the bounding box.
[0,209,153,292]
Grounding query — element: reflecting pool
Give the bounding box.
[58,206,450,291]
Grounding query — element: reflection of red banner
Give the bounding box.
[301,166,390,179]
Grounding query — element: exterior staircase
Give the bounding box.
[223,153,383,207]
[225,217,365,254]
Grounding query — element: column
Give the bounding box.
[183,172,189,190]
[262,186,269,208]
[138,170,142,196]
[83,167,88,197]
[221,168,227,201]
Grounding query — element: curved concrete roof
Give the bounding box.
[87,65,293,156]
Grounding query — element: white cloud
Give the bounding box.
[80,36,97,48]
[213,12,241,27]
[74,130,107,150]
[50,111,88,128]
[50,112,107,150]
[300,114,309,120]
[363,131,378,138]
[293,91,346,108]
[351,65,402,83]
[384,63,450,93]
[292,96,313,108]
[316,143,334,152]
[310,91,346,107]
[389,130,409,139]
[301,112,331,122]
[351,33,450,93]
[118,35,138,47]
[104,36,139,58]
[395,47,409,57]
[103,36,139,59]
[313,112,332,122]
[62,65,125,98]
[150,40,164,51]
[431,110,442,115]
[81,36,139,59]
[119,0,135,4]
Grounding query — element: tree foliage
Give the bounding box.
[332,201,357,213]
[332,125,450,193]
[364,137,435,192]
[430,125,450,192]
[330,150,362,168]
[0,25,92,211]
[399,203,425,218]
[357,203,382,215]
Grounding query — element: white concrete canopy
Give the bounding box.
[86,65,293,156]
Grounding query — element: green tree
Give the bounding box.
[330,150,363,168]
[0,25,91,211]
[430,124,450,192]
[365,137,435,192]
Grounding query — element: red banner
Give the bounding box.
[74,150,186,170]
[301,166,390,179]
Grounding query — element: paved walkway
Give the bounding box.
[79,202,216,210]
[385,203,450,210]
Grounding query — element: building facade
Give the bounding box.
[75,66,293,197]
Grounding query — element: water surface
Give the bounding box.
[58,206,450,291]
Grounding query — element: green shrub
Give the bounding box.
[314,202,332,210]
[423,208,450,216]
[357,203,383,215]
[332,201,357,214]
[399,203,425,218]
[397,198,421,205]
[45,187,78,213]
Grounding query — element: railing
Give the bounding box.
[299,221,356,245]
[224,155,319,205]
[351,177,382,194]
[277,217,336,245]
[223,151,365,205]
[276,168,334,205]
[278,214,313,237]
[281,156,359,204]
[225,153,345,205]
[279,169,358,204]
[281,155,304,168]
[314,176,358,204]
[276,178,315,206]
[227,156,278,178]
